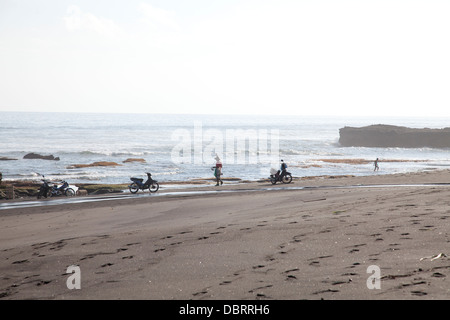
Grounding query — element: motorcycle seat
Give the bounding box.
[131,178,144,183]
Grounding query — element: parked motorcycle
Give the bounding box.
[269,168,293,185]
[49,181,78,197]
[37,174,78,199]
[129,172,159,193]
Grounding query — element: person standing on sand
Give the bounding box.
[374,158,380,171]
[212,155,223,186]
[280,159,288,180]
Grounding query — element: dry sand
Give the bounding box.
[0,170,449,300]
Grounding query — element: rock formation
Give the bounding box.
[122,158,146,163]
[23,153,60,161]
[67,161,122,169]
[339,124,450,148]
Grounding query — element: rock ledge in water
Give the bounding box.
[67,161,122,169]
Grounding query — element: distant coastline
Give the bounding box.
[339,124,450,148]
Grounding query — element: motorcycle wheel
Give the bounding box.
[149,182,159,193]
[65,188,76,197]
[282,174,293,184]
[129,183,139,194]
[270,178,277,185]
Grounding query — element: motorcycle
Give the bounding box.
[129,172,159,193]
[37,174,78,199]
[49,181,78,197]
[269,168,293,185]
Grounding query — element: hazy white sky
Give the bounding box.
[1,0,449,116]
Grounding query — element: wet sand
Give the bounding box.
[0,170,449,300]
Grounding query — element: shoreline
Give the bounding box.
[1,169,449,299]
[0,167,445,201]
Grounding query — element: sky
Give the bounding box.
[0,0,449,117]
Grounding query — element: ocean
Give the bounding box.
[1,112,450,186]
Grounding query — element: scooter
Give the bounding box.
[269,168,293,185]
[129,172,159,193]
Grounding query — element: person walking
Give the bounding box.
[212,155,223,186]
[374,158,380,171]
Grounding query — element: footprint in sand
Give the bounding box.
[32,242,50,250]
[331,280,351,285]
[419,225,435,231]
[431,272,446,278]
[248,284,273,294]
[192,289,209,297]
[411,290,427,296]
[252,265,266,270]
[36,280,52,286]
[312,288,339,295]
[283,268,299,281]
[347,243,366,254]
[346,262,360,269]
[101,263,113,268]
[307,255,333,267]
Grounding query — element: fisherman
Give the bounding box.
[212,155,223,186]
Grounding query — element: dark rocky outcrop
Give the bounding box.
[23,153,60,161]
[339,125,450,148]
